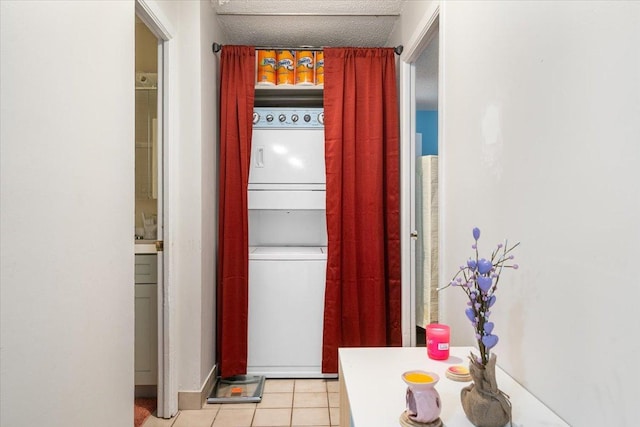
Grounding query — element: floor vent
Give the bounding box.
[207,375,265,404]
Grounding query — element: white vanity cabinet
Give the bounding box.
[135,254,157,385]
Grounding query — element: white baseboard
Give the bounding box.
[177,364,217,410]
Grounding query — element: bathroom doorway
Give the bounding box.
[134,14,159,403]
[134,1,176,418]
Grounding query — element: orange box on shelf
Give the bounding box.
[295,50,315,85]
[256,49,277,85]
[315,50,324,86]
[276,50,295,85]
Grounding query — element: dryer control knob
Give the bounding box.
[303,114,311,122]
[266,114,274,122]
[291,114,299,122]
[318,112,325,125]
[252,112,260,124]
[279,114,286,122]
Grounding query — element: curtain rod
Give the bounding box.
[211,43,404,56]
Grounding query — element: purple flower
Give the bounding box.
[482,334,499,349]
[446,229,520,363]
[483,322,495,335]
[478,258,493,274]
[488,295,497,307]
[465,308,475,322]
[477,276,493,293]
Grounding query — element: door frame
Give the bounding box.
[135,0,177,418]
[400,2,441,347]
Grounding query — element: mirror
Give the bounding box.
[135,17,158,240]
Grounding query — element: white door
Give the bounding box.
[153,30,173,419]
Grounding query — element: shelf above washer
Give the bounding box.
[255,85,323,108]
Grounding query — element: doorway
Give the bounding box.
[413,29,440,346]
[400,4,441,348]
[134,14,159,402]
[134,0,176,418]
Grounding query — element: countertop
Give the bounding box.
[338,346,569,427]
[135,240,157,254]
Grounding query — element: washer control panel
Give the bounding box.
[253,107,324,128]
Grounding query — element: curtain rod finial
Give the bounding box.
[394,45,404,55]
[212,42,222,53]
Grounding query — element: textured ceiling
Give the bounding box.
[214,15,398,47]
[209,0,436,111]
[210,0,403,47]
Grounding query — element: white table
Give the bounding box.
[338,346,569,427]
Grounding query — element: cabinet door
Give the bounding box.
[135,284,158,385]
[135,254,158,284]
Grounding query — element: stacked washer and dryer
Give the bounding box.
[247,107,331,378]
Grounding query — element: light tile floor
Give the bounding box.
[142,379,340,427]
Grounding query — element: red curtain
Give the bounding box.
[321,48,402,373]
[216,46,255,377]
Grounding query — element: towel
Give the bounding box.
[416,156,438,327]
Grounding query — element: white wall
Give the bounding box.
[199,0,223,384]
[388,0,437,49]
[147,0,222,394]
[172,0,206,393]
[0,2,135,426]
[439,2,640,425]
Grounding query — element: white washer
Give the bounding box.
[247,246,328,377]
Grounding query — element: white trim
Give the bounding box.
[135,0,174,40]
[399,60,416,347]
[436,1,447,327]
[403,2,440,64]
[177,364,218,410]
[159,33,179,420]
